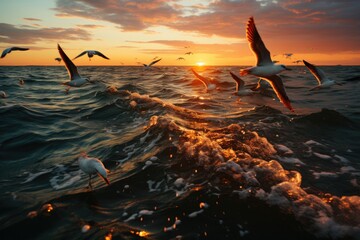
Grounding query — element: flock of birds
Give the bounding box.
[190,17,342,112]
[0,17,343,190]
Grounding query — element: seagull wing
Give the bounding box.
[262,75,294,112]
[72,51,88,60]
[246,17,272,66]
[11,47,29,51]
[149,58,161,67]
[229,71,245,92]
[94,51,110,60]
[91,160,110,185]
[303,60,326,85]
[191,68,210,89]
[58,44,81,80]
[1,48,11,58]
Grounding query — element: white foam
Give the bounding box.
[188,209,204,218]
[174,178,185,188]
[312,171,338,179]
[124,213,138,222]
[334,155,350,164]
[22,169,52,183]
[275,144,294,155]
[305,140,325,146]
[340,166,356,173]
[313,152,332,160]
[138,210,154,216]
[50,170,82,190]
[278,157,305,165]
[142,160,153,170]
[164,219,181,232]
[147,179,164,192]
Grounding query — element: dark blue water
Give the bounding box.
[0,66,359,239]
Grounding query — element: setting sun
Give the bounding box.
[196,62,205,66]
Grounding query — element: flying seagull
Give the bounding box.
[57,44,90,93]
[240,17,293,112]
[177,57,185,61]
[283,53,293,59]
[185,52,193,55]
[303,60,342,90]
[73,50,110,61]
[78,152,110,190]
[55,57,62,63]
[191,68,217,91]
[1,47,29,58]
[229,71,254,96]
[143,58,162,68]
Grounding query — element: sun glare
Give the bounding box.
[196,62,205,66]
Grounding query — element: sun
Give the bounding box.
[196,62,205,66]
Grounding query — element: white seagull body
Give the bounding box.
[229,71,254,96]
[143,58,162,68]
[303,60,341,90]
[78,153,110,190]
[73,50,110,61]
[191,68,217,91]
[240,17,294,112]
[58,44,90,92]
[1,47,29,58]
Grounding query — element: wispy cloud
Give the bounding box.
[53,0,360,53]
[54,0,180,31]
[23,18,42,22]
[127,39,243,56]
[76,24,104,29]
[0,23,92,44]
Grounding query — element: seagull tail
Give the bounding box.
[283,100,295,113]
[95,163,110,185]
[97,171,110,185]
[240,68,250,76]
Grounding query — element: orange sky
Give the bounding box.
[1,0,360,66]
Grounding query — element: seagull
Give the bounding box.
[293,60,302,64]
[143,58,162,68]
[1,47,29,58]
[191,68,217,91]
[78,152,110,190]
[0,91,6,98]
[303,60,342,90]
[177,57,185,61]
[240,17,294,112]
[57,44,90,93]
[229,71,254,96]
[73,50,110,61]
[55,57,62,63]
[283,53,293,59]
[185,52,193,55]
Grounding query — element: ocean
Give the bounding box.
[0,65,359,239]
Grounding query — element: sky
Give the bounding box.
[0,0,359,66]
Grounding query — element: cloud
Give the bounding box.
[23,18,42,22]
[54,0,180,31]
[0,23,92,44]
[127,40,243,56]
[76,24,104,29]
[53,0,360,53]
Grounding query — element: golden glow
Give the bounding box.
[41,203,53,213]
[104,233,112,240]
[196,62,205,66]
[131,230,149,237]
